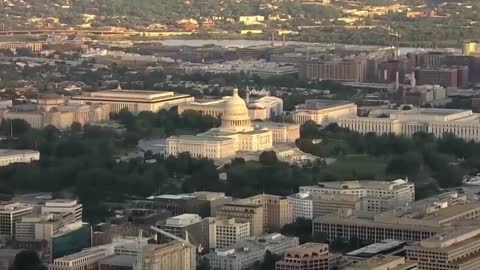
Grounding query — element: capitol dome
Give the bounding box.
[220,88,253,133]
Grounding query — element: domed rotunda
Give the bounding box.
[219,88,254,133]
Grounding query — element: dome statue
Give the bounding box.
[219,88,253,133]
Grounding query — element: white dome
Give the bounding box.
[220,88,252,132]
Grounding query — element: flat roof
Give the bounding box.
[349,255,414,270]
[0,149,39,157]
[170,135,233,142]
[99,255,136,267]
[54,248,105,262]
[347,240,406,257]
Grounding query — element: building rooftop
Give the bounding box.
[302,179,412,191]
[168,135,233,142]
[165,214,202,227]
[99,255,136,267]
[295,99,355,111]
[73,89,191,102]
[53,248,105,262]
[347,255,415,270]
[0,149,39,157]
[346,240,406,258]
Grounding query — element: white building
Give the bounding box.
[287,192,314,220]
[0,149,39,167]
[49,248,109,270]
[0,202,32,237]
[339,108,480,142]
[167,89,273,159]
[214,218,250,249]
[204,233,299,270]
[71,89,194,114]
[299,179,415,217]
[292,100,357,125]
[41,199,83,223]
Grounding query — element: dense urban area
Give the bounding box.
[2,0,480,270]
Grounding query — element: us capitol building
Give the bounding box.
[167,89,304,161]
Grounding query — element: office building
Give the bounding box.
[1,94,109,129]
[115,242,195,270]
[313,192,480,243]
[159,214,206,248]
[71,89,194,114]
[463,42,478,55]
[0,42,43,52]
[406,225,480,270]
[204,233,299,270]
[98,255,136,270]
[347,255,417,270]
[0,202,32,237]
[301,59,367,82]
[400,85,448,107]
[298,179,414,218]
[339,108,480,142]
[15,213,78,242]
[0,149,40,167]
[214,218,250,249]
[345,239,408,262]
[217,203,264,236]
[275,242,330,270]
[49,248,109,270]
[415,67,458,88]
[233,194,292,233]
[42,200,83,223]
[144,192,232,218]
[292,100,357,125]
[288,192,314,220]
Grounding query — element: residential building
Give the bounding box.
[1,94,109,129]
[298,179,414,218]
[49,249,109,270]
[204,233,299,270]
[313,192,480,243]
[292,100,357,125]
[71,89,194,114]
[214,218,250,249]
[406,225,480,270]
[347,255,417,270]
[0,149,40,167]
[275,243,330,270]
[339,108,480,142]
[0,202,32,237]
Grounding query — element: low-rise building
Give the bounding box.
[71,89,194,114]
[49,248,109,270]
[0,149,39,167]
[313,192,480,243]
[216,203,264,237]
[204,233,299,270]
[296,179,414,218]
[339,108,480,142]
[159,214,207,249]
[347,255,417,270]
[406,225,480,270]
[292,100,357,125]
[0,202,32,237]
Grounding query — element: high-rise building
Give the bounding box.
[204,233,299,270]
[214,218,250,249]
[275,242,330,270]
[406,225,480,270]
[0,202,32,237]
[313,192,480,243]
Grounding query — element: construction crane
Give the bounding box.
[149,226,204,253]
